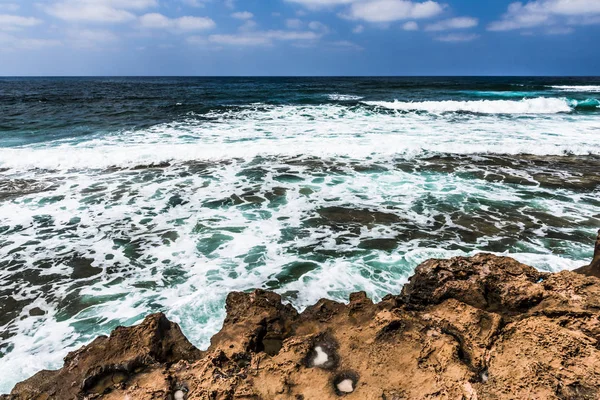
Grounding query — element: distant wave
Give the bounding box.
[363,97,593,114]
[327,94,364,101]
[461,91,546,98]
[550,85,600,93]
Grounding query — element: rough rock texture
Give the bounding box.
[574,229,600,278]
[6,250,600,400]
[6,313,201,400]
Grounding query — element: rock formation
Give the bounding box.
[574,229,600,278]
[5,243,600,399]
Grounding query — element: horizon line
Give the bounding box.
[1,75,600,78]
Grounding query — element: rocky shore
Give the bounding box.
[4,231,600,400]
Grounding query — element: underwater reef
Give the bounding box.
[4,231,600,400]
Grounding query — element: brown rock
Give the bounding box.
[7,250,600,400]
[574,229,600,278]
[401,253,546,313]
[7,313,201,400]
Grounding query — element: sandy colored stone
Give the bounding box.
[5,250,600,399]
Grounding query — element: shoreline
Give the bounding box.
[4,231,600,399]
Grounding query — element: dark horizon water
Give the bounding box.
[1,76,599,392]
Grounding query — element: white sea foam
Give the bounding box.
[0,103,599,172]
[551,85,600,93]
[364,97,573,114]
[328,94,364,101]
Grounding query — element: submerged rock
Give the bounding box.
[6,243,600,399]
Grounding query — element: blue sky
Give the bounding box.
[0,0,599,75]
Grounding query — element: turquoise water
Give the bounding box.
[0,77,599,392]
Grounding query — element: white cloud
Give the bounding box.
[328,39,363,50]
[0,14,42,31]
[186,35,208,45]
[489,0,600,32]
[343,0,444,23]
[286,0,444,24]
[206,30,321,46]
[231,11,253,20]
[403,21,418,30]
[425,17,478,31]
[43,0,158,23]
[139,13,215,31]
[177,15,215,30]
[0,3,19,12]
[0,32,61,50]
[286,18,303,29]
[352,24,364,33]
[239,19,258,31]
[308,21,329,32]
[207,34,270,46]
[285,0,354,9]
[546,26,573,34]
[435,32,479,42]
[182,0,207,7]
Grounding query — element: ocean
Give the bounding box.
[0,76,599,392]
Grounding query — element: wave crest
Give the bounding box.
[551,85,600,93]
[328,94,364,101]
[363,97,574,114]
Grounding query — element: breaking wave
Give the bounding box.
[363,97,592,114]
[550,85,600,93]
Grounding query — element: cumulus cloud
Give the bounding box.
[231,11,253,20]
[352,24,364,33]
[328,40,363,50]
[546,26,573,34]
[435,32,479,42]
[239,19,258,31]
[181,0,208,7]
[285,0,355,9]
[139,13,215,31]
[286,0,443,22]
[308,21,329,32]
[488,0,600,32]
[343,0,444,23]
[0,3,19,12]
[403,21,418,30]
[425,17,478,31]
[43,0,158,23]
[0,32,61,50]
[0,14,42,31]
[201,30,322,46]
[285,18,303,29]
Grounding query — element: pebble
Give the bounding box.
[174,390,185,400]
[313,346,329,366]
[337,379,354,393]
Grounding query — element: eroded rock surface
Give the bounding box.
[6,252,600,400]
[574,229,600,278]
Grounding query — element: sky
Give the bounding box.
[0,0,599,76]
